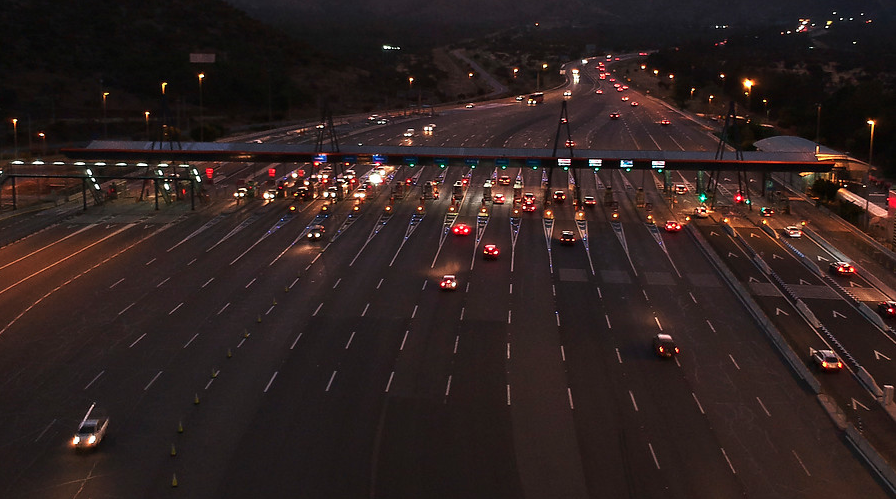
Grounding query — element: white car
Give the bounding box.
[263,189,278,200]
[693,206,709,218]
[784,226,802,238]
[403,128,414,137]
[465,103,475,108]
[563,90,572,97]
[674,184,687,194]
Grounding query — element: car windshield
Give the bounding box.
[79,424,96,433]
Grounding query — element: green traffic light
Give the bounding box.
[625,168,631,172]
[501,165,507,169]
[593,168,600,172]
[563,166,569,171]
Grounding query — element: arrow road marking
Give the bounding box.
[772,254,784,260]
[776,308,789,316]
[833,310,847,318]
[874,350,891,361]
[799,279,812,285]
[817,255,830,262]
[852,398,870,411]
[728,252,739,258]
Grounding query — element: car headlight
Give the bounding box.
[72,436,81,445]
[88,435,96,445]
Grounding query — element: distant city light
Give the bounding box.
[382,44,401,51]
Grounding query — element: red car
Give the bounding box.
[493,193,505,204]
[522,202,536,212]
[664,221,682,232]
[452,223,471,236]
[829,261,855,275]
[482,244,500,259]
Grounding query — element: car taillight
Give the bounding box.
[674,347,680,354]
[658,346,664,353]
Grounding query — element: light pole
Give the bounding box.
[865,119,876,229]
[197,73,205,142]
[102,92,110,138]
[742,79,754,112]
[513,68,519,78]
[11,118,18,159]
[144,111,150,138]
[762,99,769,120]
[690,87,695,99]
[407,76,413,115]
[38,132,46,157]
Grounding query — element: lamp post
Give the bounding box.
[11,118,18,159]
[762,99,769,120]
[144,111,150,138]
[102,92,110,138]
[407,76,413,116]
[690,87,695,99]
[38,132,46,157]
[742,79,754,112]
[513,68,518,78]
[197,73,205,142]
[865,119,876,229]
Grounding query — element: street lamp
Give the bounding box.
[468,72,474,79]
[867,119,876,166]
[865,119,876,229]
[513,68,519,78]
[690,87,695,99]
[11,118,17,159]
[762,99,769,119]
[653,69,659,76]
[144,111,151,137]
[38,131,46,157]
[197,73,205,142]
[102,92,110,139]
[708,94,714,104]
[742,79,754,111]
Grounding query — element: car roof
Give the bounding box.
[443,274,455,279]
[655,333,674,342]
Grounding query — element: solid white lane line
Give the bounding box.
[616,348,623,364]
[290,333,302,349]
[721,448,737,474]
[756,396,771,417]
[84,370,104,390]
[264,372,278,393]
[118,302,135,316]
[385,371,395,392]
[184,333,199,348]
[129,333,146,348]
[144,371,162,391]
[145,258,156,266]
[345,331,356,349]
[729,354,740,370]
[202,277,214,288]
[156,277,170,288]
[333,278,342,289]
[706,319,716,333]
[361,303,370,316]
[692,392,705,414]
[109,278,125,289]
[654,316,663,331]
[567,388,575,410]
[168,303,183,315]
[629,390,639,412]
[411,305,418,318]
[325,371,337,392]
[648,443,661,469]
[792,450,811,476]
[217,303,230,315]
[689,292,697,303]
[245,278,256,288]
[400,330,409,351]
[313,303,323,316]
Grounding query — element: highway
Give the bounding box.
[0,58,893,498]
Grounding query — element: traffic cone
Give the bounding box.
[177,421,184,433]
[171,443,177,456]
[194,393,200,405]
[226,348,232,358]
[211,369,217,378]
[171,474,178,487]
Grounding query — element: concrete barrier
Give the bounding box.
[760,222,778,239]
[858,302,888,330]
[795,299,822,328]
[845,425,896,496]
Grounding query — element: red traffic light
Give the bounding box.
[205,167,214,179]
[734,192,743,203]
[268,168,276,178]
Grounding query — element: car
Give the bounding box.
[811,348,842,371]
[784,226,802,238]
[376,118,388,125]
[233,187,248,199]
[616,87,624,92]
[498,175,512,185]
[674,184,687,194]
[613,83,621,88]
[559,230,576,245]
[523,192,536,203]
[583,195,597,206]
[660,119,671,125]
[563,90,572,97]
[522,202,536,212]
[423,124,435,132]
[759,206,774,217]
[693,206,709,218]
[565,139,575,148]
[621,85,629,90]
[553,190,566,202]
[306,224,325,240]
[621,96,630,101]
[515,95,525,101]
[664,221,682,232]
[630,101,639,107]
[878,301,896,317]
[482,244,500,259]
[829,261,855,275]
[596,89,604,94]
[72,417,109,449]
[439,274,458,290]
[465,103,475,108]
[403,128,415,137]
[609,111,621,119]
[493,193,505,204]
[653,333,680,358]
[452,223,471,236]
[609,77,616,82]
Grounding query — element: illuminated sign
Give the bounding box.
[372,154,386,164]
[588,159,603,168]
[558,158,572,166]
[620,159,633,168]
[651,160,665,169]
